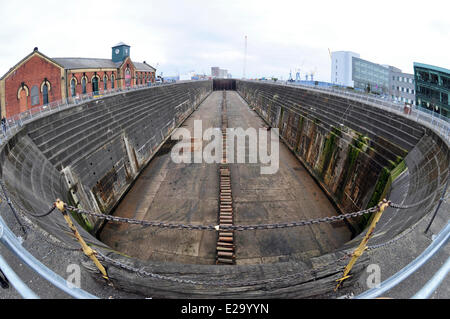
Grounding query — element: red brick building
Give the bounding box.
[0,42,156,118]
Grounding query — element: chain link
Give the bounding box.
[65,204,379,231]
[96,250,352,287]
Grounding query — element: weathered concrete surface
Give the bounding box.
[236,81,429,229]
[100,91,222,264]
[226,92,351,264]
[100,91,351,265]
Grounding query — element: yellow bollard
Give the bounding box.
[335,199,390,291]
[55,199,109,281]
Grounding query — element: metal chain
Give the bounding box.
[65,203,379,231]
[0,179,55,219]
[389,190,440,210]
[96,250,352,287]
[366,218,423,251]
[0,180,81,251]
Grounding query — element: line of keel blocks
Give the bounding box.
[216,91,235,265]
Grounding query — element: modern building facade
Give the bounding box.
[331,51,415,102]
[413,62,450,117]
[331,51,360,87]
[389,66,415,105]
[352,57,390,94]
[0,43,156,118]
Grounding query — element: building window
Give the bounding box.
[71,78,77,97]
[17,84,29,112]
[31,85,40,106]
[42,83,49,105]
[111,74,115,89]
[103,75,108,90]
[81,77,87,94]
[125,68,131,87]
[92,76,99,94]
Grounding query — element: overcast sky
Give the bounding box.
[0,0,449,81]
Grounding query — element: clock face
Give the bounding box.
[115,49,120,54]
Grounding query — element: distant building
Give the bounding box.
[331,51,360,87]
[352,57,390,94]
[211,66,228,78]
[414,62,450,117]
[331,51,414,100]
[211,67,220,78]
[0,42,156,118]
[389,66,415,105]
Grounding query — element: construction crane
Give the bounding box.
[310,67,318,82]
[243,35,247,79]
[288,69,294,82]
[295,69,301,82]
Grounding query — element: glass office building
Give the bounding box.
[352,57,390,95]
[414,62,450,118]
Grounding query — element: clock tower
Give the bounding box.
[112,42,131,63]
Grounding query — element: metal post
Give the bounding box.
[425,178,449,234]
[54,199,109,281]
[335,199,390,290]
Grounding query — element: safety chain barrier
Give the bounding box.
[64,203,380,231]
[95,250,352,287]
[0,180,81,251]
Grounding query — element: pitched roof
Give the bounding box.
[52,57,119,70]
[0,49,65,81]
[134,62,156,72]
[113,42,130,47]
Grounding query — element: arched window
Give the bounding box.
[31,85,40,106]
[81,77,87,94]
[40,80,51,105]
[103,75,108,90]
[111,74,115,89]
[71,78,77,97]
[92,76,99,94]
[125,68,131,88]
[42,83,49,105]
[17,84,29,112]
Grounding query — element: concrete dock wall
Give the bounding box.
[0,80,447,298]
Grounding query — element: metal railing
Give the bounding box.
[253,79,450,143]
[0,81,184,145]
[355,221,450,299]
[0,215,98,299]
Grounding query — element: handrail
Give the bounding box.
[0,80,208,146]
[355,221,450,299]
[0,227,39,298]
[249,79,450,143]
[412,256,450,299]
[0,215,98,299]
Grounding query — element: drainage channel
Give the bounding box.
[216,90,235,265]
